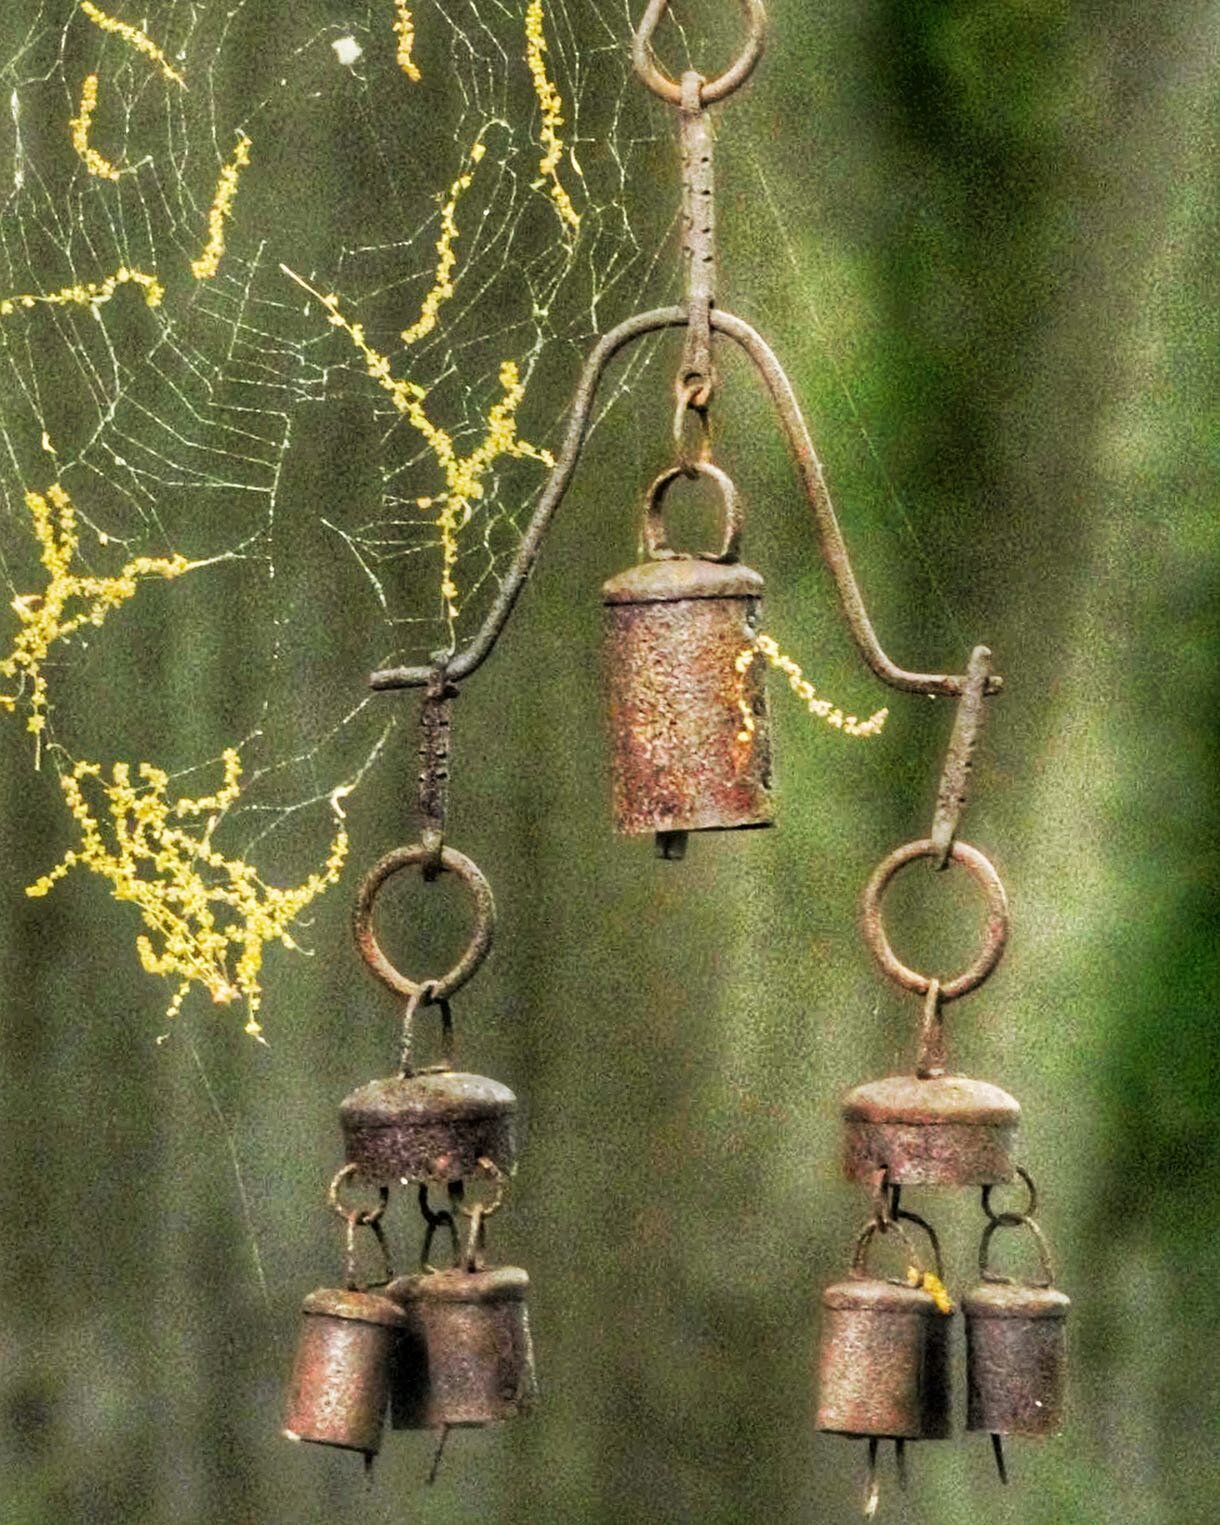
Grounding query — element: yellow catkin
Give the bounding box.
[190,132,252,280]
[907,1266,955,1315]
[27,752,350,1038]
[1,482,192,737]
[0,265,164,318]
[401,140,486,347]
[78,1,186,88]
[735,633,889,742]
[282,266,554,620]
[524,1,580,232]
[69,73,121,181]
[393,1,421,82]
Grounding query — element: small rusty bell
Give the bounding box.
[965,1214,1069,1474]
[386,1264,537,1429]
[340,1070,516,1186]
[816,1218,952,1443]
[602,462,773,855]
[282,1287,408,1457]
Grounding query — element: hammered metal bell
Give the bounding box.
[282,1287,409,1457]
[816,1276,952,1441]
[842,1073,1020,1188]
[602,462,772,850]
[386,1264,537,1428]
[965,1218,1069,1449]
[340,1071,516,1185]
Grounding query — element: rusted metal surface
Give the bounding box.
[340,1072,516,1185]
[678,69,716,407]
[859,838,1009,1003]
[965,1283,1069,1438]
[282,1287,408,1456]
[631,0,767,106]
[418,666,457,877]
[369,308,1001,699]
[603,556,772,838]
[386,1265,537,1429]
[816,1279,951,1440]
[843,1074,1019,1187]
[354,842,495,1002]
[930,645,993,868]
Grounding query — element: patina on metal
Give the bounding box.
[843,1073,1019,1188]
[966,1187,1069,1471]
[386,1265,537,1429]
[282,1286,409,1457]
[816,1218,952,1442]
[340,1071,517,1185]
[418,663,457,879]
[603,462,772,842]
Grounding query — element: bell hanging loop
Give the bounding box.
[643,460,742,564]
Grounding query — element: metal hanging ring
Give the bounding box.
[978,1214,1055,1289]
[981,1165,1038,1225]
[328,1162,389,1227]
[354,842,495,1002]
[632,0,767,106]
[643,459,742,563]
[859,838,1009,1002]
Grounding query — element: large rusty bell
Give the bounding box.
[965,1216,1069,1455]
[842,1072,1020,1189]
[816,1219,952,1442]
[602,461,773,854]
[386,1264,537,1429]
[282,1287,409,1457]
[341,1070,516,1186]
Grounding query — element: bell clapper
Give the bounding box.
[427,1423,451,1485]
[991,1432,1009,1485]
[863,1436,881,1519]
[895,1436,909,1491]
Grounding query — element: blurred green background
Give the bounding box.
[0,1,1216,1522]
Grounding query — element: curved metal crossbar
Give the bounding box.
[370,305,1001,698]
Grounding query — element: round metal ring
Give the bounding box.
[328,1162,389,1226]
[643,459,742,563]
[859,838,1009,1002]
[353,842,495,1002]
[631,0,767,106]
[981,1165,1037,1225]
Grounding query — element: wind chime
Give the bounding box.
[282,0,1067,1505]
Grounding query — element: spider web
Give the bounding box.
[0,0,682,1030]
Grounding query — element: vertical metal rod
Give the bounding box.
[915,977,947,1078]
[931,644,993,868]
[419,665,456,878]
[678,71,716,405]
